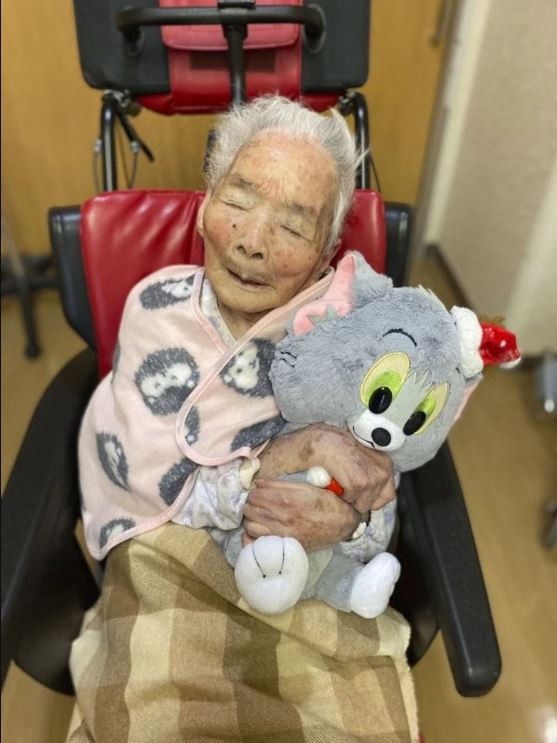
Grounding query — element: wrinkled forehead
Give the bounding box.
[221,132,338,214]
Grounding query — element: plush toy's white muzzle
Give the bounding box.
[348,411,406,452]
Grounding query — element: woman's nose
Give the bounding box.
[233,213,270,260]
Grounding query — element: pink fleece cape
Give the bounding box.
[78,264,334,560]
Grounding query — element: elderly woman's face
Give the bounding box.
[198,133,337,336]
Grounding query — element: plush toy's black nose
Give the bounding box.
[371,428,391,447]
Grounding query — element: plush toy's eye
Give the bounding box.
[403,383,449,436]
[360,353,410,411]
[402,410,427,435]
[369,386,392,413]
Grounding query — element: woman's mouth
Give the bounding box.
[228,269,269,289]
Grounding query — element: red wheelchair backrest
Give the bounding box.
[139,0,337,115]
[80,189,386,377]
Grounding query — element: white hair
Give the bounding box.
[204,96,361,253]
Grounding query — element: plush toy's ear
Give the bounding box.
[350,250,393,308]
[452,378,481,423]
[451,306,521,379]
[449,306,485,423]
[450,306,521,422]
[292,252,357,334]
[292,251,391,335]
[451,307,484,379]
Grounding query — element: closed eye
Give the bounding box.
[281,225,306,240]
[223,200,248,211]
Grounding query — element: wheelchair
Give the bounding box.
[1,0,501,704]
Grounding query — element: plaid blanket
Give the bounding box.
[68,524,418,742]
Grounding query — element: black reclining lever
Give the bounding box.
[97,91,155,191]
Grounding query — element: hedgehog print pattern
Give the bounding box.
[135,348,200,415]
[220,339,276,398]
[99,518,136,549]
[139,276,195,309]
[96,433,130,490]
[231,416,286,451]
[158,458,198,505]
[184,406,200,445]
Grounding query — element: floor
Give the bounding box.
[1,253,556,743]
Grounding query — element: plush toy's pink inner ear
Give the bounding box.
[293,254,356,334]
[453,380,481,424]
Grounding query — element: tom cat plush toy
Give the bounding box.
[220,251,520,618]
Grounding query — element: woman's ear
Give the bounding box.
[329,239,342,262]
[196,192,211,237]
[314,239,340,279]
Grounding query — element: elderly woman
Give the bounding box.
[69,96,417,742]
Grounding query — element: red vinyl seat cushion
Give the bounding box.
[80,189,386,377]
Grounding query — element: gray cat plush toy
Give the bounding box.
[218,251,520,618]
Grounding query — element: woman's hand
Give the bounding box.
[257,423,396,514]
[243,479,361,552]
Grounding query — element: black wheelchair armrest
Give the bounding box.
[49,206,95,349]
[1,349,101,694]
[393,443,502,696]
[384,201,413,288]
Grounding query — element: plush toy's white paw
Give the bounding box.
[306,466,331,488]
[349,553,401,619]
[234,536,309,614]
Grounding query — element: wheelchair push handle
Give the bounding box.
[117,3,326,104]
[116,3,326,50]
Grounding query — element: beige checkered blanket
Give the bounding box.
[68,524,418,742]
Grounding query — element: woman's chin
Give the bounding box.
[216,290,279,334]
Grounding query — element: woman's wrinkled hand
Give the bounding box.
[257,423,396,515]
[243,480,361,552]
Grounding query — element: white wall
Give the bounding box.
[505,158,557,355]
[417,0,557,355]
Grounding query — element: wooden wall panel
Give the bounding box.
[361,0,449,205]
[0,0,212,255]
